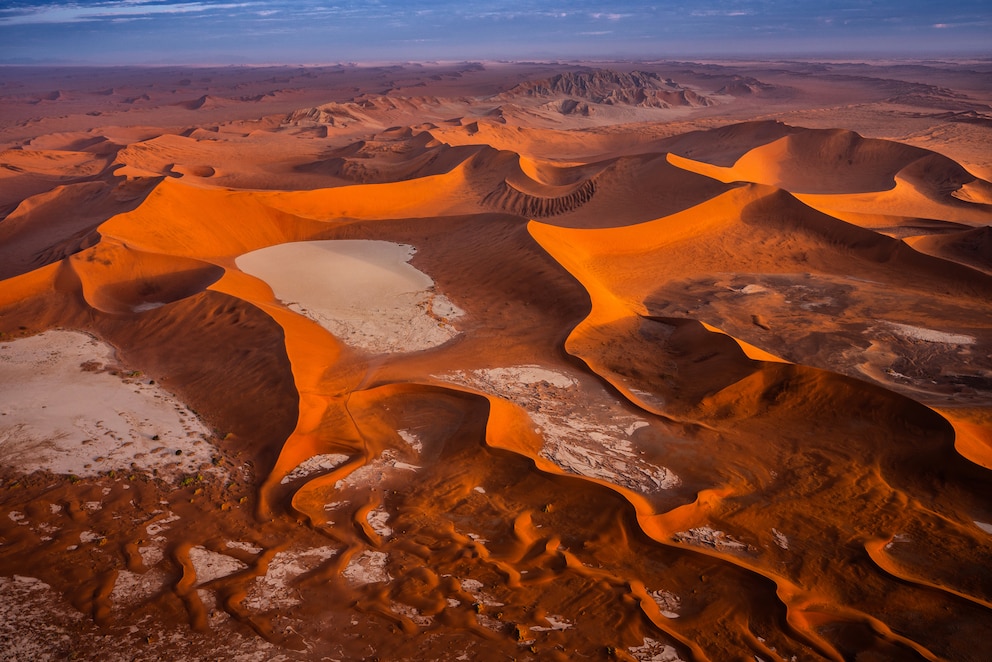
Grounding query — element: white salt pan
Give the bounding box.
[0,330,219,479]
[236,240,463,354]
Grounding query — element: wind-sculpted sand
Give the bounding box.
[1,60,991,661]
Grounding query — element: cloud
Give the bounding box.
[590,12,630,21]
[690,10,754,17]
[0,1,258,25]
[466,9,570,21]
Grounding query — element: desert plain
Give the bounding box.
[1,58,991,661]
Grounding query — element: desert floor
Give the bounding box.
[1,59,991,661]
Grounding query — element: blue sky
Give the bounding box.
[1,1,989,64]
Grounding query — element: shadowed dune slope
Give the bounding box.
[907,225,992,274]
[0,179,154,280]
[531,184,992,308]
[655,120,803,165]
[68,239,224,314]
[667,128,992,198]
[722,129,927,193]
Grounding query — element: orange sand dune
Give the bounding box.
[907,225,992,274]
[795,177,992,227]
[24,132,120,154]
[936,407,992,470]
[699,128,926,193]
[295,133,485,185]
[0,148,113,216]
[68,239,224,315]
[662,126,992,229]
[95,178,334,259]
[654,120,801,165]
[1,62,991,662]
[0,179,152,280]
[0,148,107,178]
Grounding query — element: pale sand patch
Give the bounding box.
[226,541,264,554]
[145,511,180,537]
[439,366,680,493]
[454,577,505,632]
[531,615,573,631]
[884,322,976,345]
[397,429,423,453]
[885,533,912,551]
[111,567,169,610]
[188,546,248,586]
[342,550,390,585]
[674,526,751,553]
[391,602,432,627]
[0,330,220,480]
[280,453,350,484]
[478,365,577,389]
[366,507,393,537]
[0,576,84,660]
[236,240,463,354]
[333,449,418,490]
[79,530,102,544]
[460,578,504,607]
[628,638,686,662]
[1,575,292,661]
[650,589,681,619]
[140,545,165,567]
[244,545,338,611]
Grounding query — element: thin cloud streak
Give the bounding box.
[0,1,258,25]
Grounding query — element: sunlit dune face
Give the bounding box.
[0,61,991,662]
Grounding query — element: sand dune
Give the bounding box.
[0,61,990,662]
[0,179,152,280]
[907,225,992,274]
[69,239,224,314]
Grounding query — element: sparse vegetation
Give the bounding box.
[178,473,203,487]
